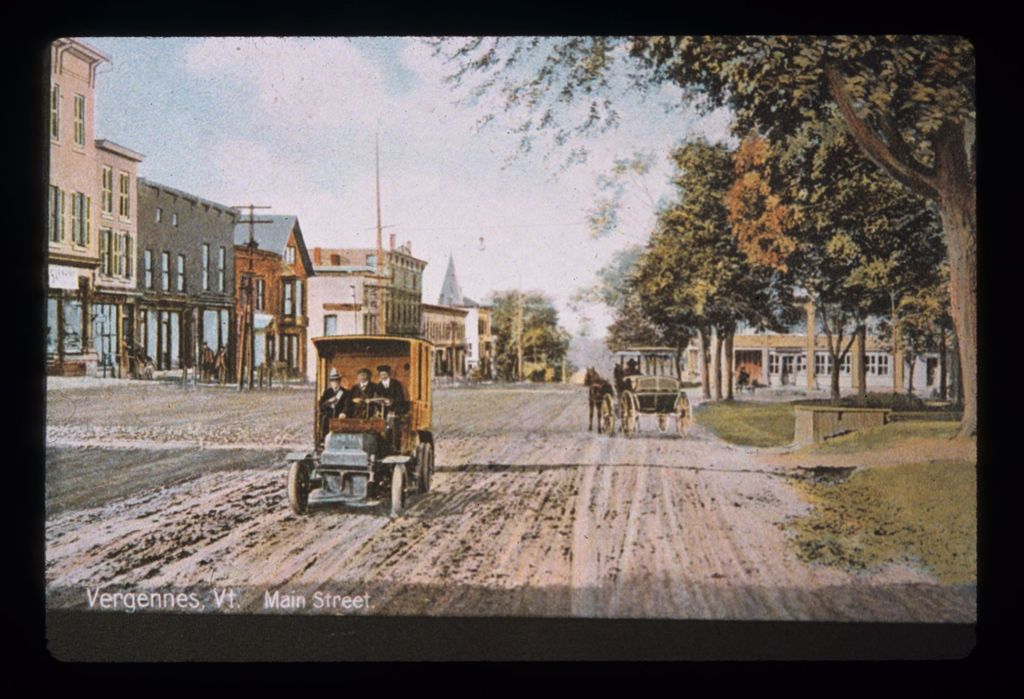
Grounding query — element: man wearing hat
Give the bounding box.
[344,367,378,418]
[319,368,348,438]
[375,364,407,417]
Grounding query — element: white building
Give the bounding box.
[305,265,371,382]
[683,301,949,398]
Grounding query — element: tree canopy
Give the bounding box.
[435,35,976,435]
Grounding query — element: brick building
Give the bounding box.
[234,215,313,378]
[136,180,238,374]
[47,39,145,377]
[422,303,468,379]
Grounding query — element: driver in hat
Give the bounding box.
[319,368,348,438]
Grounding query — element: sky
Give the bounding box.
[82,37,733,338]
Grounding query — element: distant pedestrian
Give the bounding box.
[214,346,227,385]
[738,366,750,389]
[201,342,215,382]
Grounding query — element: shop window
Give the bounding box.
[63,299,83,354]
[47,298,59,357]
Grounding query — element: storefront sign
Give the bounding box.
[48,265,80,291]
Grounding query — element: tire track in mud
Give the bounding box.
[46,384,975,621]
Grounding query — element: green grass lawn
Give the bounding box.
[694,401,795,447]
[803,421,960,454]
[787,460,976,585]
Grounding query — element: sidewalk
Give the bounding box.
[46,375,314,391]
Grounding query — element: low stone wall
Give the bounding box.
[793,406,891,445]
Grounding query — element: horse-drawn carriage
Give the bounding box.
[588,347,692,437]
[285,335,435,517]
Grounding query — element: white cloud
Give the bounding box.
[178,37,737,336]
[184,37,392,129]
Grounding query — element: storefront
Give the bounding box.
[47,264,97,376]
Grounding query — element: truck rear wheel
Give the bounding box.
[390,465,406,517]
[417,443,434,494]
[288,461,310,515]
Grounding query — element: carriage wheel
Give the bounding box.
[600,394,616,436]
[620,392,639,437]
[287,461,310,515]
[390,465,406,517]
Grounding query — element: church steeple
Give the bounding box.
[438,253,464,306]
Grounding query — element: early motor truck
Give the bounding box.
[286,335,435,517]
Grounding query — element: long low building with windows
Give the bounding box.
[683,302,949,397]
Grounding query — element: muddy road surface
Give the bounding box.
[45,382,974,621]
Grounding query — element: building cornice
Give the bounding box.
[140,178,238,218]
[96,139,145,162]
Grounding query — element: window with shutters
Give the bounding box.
[73,94,85,146]
[100,229,112,275]
[118,173,130,219]
[101,167,113,214]
[50,84,60,140]
[48,186,65,242]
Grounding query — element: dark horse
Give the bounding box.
[584,367,614,433]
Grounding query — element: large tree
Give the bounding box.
[727,127,947,402]
[488,290,570,381]
[631,139,793,400]
[434,35,976,436]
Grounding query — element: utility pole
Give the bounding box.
[375,134,386,336]
[230,204,272,391]
[515,289,524,383]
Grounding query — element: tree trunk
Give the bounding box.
[724,331,735,401]
[698,327,711,400]
[827,73,975,438]
[857,324,867,402]
[890,294,900,393]
[939,326,948,401]
[936,148,977,437]
[907,354,916,395]
[830,351,841,404]
[950,331,962,409]
[937,192,978,438]
[712,329,723,401]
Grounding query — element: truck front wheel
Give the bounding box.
[390,465,406,518]
[288,461,310,515]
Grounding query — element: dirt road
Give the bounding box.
[45,382,974,621]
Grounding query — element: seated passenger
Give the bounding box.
[344,368,378,418]
[375,364,407,417]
